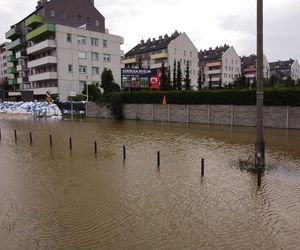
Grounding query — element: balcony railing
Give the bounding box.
[29,72,58,82]
[8,79,18,85]
[27,39,56,55]
[7,67,17,74]
[25,15,44,28]
[7,55,17,62]
[26,23,55,41]
[28,56,57,68]
[7,38,24,51]
[5,27,21,40]
[150,52,168,60]
[122,57,138,64]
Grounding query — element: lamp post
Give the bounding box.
[86,76,89,118]
[255,0,265,168]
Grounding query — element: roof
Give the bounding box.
[199,44,230,62]
[241,54,257,68]
[270,59,295,71]
[125,31,181,57]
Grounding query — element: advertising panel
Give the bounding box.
[121,68,161,89]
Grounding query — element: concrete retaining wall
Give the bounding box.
[87,103,300,129]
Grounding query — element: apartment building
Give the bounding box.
[122,31,199,88]
[241,54,270,84]
[5,0,123,101]
[0,43,13,88]
[199,45,241,87]
[270,59,300,81]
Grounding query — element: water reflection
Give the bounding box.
[0,118,299,249]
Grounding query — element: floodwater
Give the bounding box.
[0,117,300,250]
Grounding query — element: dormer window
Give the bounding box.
[61,11,65,19]
[50,9,55,17]
[95,20,99,26]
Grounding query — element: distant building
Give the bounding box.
[241,54,270,84]
[4,0,123,101]
[122,31,199,88]
[199,45,241,87]
[270,59,300,81]
[0,43,13,89]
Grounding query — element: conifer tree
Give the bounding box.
[184,61,191,90]
[176,61,182,91]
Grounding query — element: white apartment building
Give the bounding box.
[123,31,199,88]
[270,59,300,81]
[0,43,13,87]
[5,0,123,101]
[199,45,241,87]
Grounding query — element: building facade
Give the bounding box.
[0,43,14,89]
[241,54,270,84]
[5,0,123,101]
[199,45,241,87]
[122,31,199,88]
[270,59,300,81]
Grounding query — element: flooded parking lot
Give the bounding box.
[0,117,300,249]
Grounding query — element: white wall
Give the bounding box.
[167,33,199,88]
[221,47,241,85]
[291,60,300,80]
[56,24,123,101]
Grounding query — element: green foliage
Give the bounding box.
[172,60,177,90]
[82,84,102,102]
[233,73,248,88]
[184,61,191,90]
[101,68,116,94]
[197,69,202,90]
[104,92,124,120]
[104,88,300,107]
[167,66,172,90]
[68,94,86,101]
[160,62,168,91]
[176,61,182,91]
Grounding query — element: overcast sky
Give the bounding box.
[0,0,299,61]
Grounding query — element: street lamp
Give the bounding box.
[86,76,89,118]
[255,0,265,168]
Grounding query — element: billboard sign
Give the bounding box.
[121,68,161,89]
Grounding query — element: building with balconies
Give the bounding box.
[241,54,270,84]
[123,31,199,88]
[199,45,241,87]
[0,42,14,89]
[270,59,300,81]
[4,0,123,100]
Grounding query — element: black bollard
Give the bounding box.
[14,130,17,142]
[94,141,97,155]
[29,132,32,145]
[49,135,53,147]
[201,158,205,177]
[157,151,160,167]
[123,145,126,160]
[69,137,72,150]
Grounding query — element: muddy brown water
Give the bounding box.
[0,117,300,249]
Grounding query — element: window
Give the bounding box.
[190,51,192,57]
[174,48,176,55]
[78,36,86,45]
[91,52,99,61]
[78,15,82,22]
[103,54,111,62]
[61,11,65,19]
[78,51,87,59]
[79,65,87,74]
[67,33,72,42]
[95,19,99,26]
[68,64,73,73]
[79,81,86,90]
[91,38,99,46]
[92,67,99,74]
[50,9,56,17]
[103,40,107,48]
[184,50,186,56]
[87,17,90,24]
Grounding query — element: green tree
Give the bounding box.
[197,69,202,90]
[160,62,168,91]
[166,66,172,90]
[184,61,191,90]
[176,61,182,91]
[285,76,295,87]
[208,75,212,90]
[172,60,177,90]
[101,69,119,94]
[82,84,102,102]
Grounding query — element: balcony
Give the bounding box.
[18,77,29,84]
[122,57,138,65]
[207,69,222,75]
[7,67,17,74]
[28,56,57,68]
[28,87,59,95]
[5,27,21,40]
[150,52,168,60]
[206,61,222,67]
[7,38,24,51]
[29,72,58,82]
[27,39,56,55]
[16,51,28,59]
[150,62,168,69]
[25,15,44,28]
[8,79,18,85]
[26,23,55,42]
[7,55,17,62]
[17,64,28,71]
